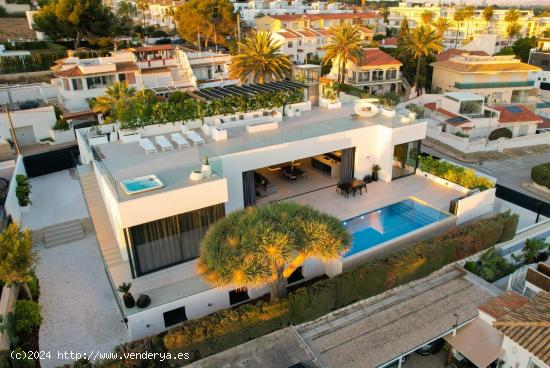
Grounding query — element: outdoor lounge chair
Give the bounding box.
[186,130,205,145]
[155,135,174,151]
[139,138,157,155]
[170,133,190,149]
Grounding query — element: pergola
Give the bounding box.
[188,81,306,102]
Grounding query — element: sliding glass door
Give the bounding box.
[127,204,225,276]
[392,140,420,180]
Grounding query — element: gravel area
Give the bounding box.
[36,234,129,367]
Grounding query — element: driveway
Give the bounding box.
[36,234,129,367]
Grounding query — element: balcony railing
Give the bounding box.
[455,81,535,89]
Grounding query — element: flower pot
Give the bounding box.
[189,171,203,181]
[201,164,212,177]
[372,171,379,182]
[381,108,396,118]
[123,293,135,308]
[136,294,151,308]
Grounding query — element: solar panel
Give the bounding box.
[505,106,523,113]
[446,116,469,124]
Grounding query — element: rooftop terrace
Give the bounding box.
[87,102,423,201]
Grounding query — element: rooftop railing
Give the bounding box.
[455,81,535,89]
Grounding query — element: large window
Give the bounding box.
[392,141,420,180]
[86,75,115,89]
[459,100,483,115]
[127,204,225,276]
[71,78,84,91]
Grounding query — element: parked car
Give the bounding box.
[416,338,445,356]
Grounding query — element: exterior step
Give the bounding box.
[43,220,85,247]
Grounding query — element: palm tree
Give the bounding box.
[197,202,350,301]
[433,17,451,38]
[92,81,136,118]
[116,0,137,19]
[466,247,510,282]
[462,6,475,44]
[519,238,549,264]
[322,23,366,86]
[453,8,465,48]
[229,31,291,84]
[403,25,443,95]
[136,0,150,42]
[505,9,521,46]
[483,6,494,32]
[421,10,434,25]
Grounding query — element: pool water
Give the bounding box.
[120,175,164,195]
[343,198,450,258]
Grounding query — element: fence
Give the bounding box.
[495,184,550,218]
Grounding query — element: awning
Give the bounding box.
[444,318,504,368]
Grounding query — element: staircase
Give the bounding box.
[78,166,124,267]
[42,219,85,247]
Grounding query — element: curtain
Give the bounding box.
[129,204,225,276]
[340,147,356,183]
[242,170,256,208]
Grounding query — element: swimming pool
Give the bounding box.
[120,175,165,195]
[343,198,450,258]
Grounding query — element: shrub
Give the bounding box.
[52,119,70,131]
[14,300,42,334]
[419,156,495,191]
[405,103,425,118]
[15,175,31,207]
[531,162,550,190]
[488,127,512,141]
[379,92,400,108]
[26,272,40,302]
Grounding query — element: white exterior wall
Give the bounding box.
[0,106,57,145]
[4,156,27,225]
[500,336,549,368]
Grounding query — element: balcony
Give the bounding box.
[454,81,535,89]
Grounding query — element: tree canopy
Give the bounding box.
[173,0,237,48]
[0,223,37,300]
[322,23,366,86]
[33,0,115,49]
[197,202,350,300]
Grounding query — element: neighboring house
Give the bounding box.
[424,92,543,139]
[435,48,489,62]
[272,27,373,64]
[378,37,397,48]
[328,48,403,95]
[430,55,541,104]
[444,291,549,368]
[387,1,538,51]
[256,13,382,33]
[0,0,30,14]
[0,106,61,148]
[142,0,183,30]
[51,53,142,112]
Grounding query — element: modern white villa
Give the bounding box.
[75,82,497,339]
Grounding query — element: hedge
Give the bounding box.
[531,162,550,190]
[488,127,513,141]
[419,155,495,191]
[104,212,517,367]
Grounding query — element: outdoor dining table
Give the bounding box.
[350,179,367,196]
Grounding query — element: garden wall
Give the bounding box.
[0,285,18,351]
[4,155,27,224]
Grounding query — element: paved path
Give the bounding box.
[35,234,129,367]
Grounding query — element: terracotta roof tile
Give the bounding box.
[357,48,401,67]
[479,292,529,319]
[424,102,470,125]
[493,292,550,365]
[55,62,138,78]
[380,37,397,46]
[491,105,544,124]
[129,44,175,52]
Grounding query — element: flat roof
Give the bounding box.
[91,103,424,201]
[445,91,484,101]
[297,266,500,368]
[189,81,306,101]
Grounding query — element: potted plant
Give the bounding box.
[380,92,399,117]
[16,175,32,212]
[117,282,135,308]
[201,156,212,177]
[190,170,203,181]
[320,82,342,109]
[136,294,151,308]
[372,164,381,182]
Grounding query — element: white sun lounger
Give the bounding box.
[170,133,190,149]
[186,130,205,146]
[139,138,157,154]
[155,135,174,151]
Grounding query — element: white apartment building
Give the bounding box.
[387,2,538,51]
[256,12,383,33]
